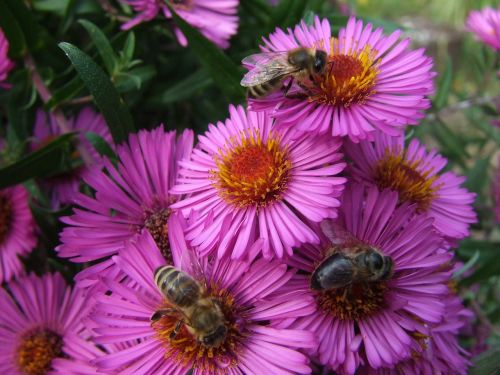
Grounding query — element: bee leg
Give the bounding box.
[169,319,184,340]
[283,77,295,97]
[150,308,178,322]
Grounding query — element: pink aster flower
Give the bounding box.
[246,16,435,141]
[493,158,500,223]
[466,7,500,50]
[0,273,102,374]
[344,133,477,240]
[170,105,346,260]
[91,214,316,374]
[286,183,452,374]
[0,185,37,282]
[359,293,472,375]
[57,126,193,288]
[121,0,239,49]
[0,28,14,88]
[31,107,113,208]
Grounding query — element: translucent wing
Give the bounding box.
[320,220,360,247]
[241,52,299,87]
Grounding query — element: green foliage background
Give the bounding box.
[0,0,499,373]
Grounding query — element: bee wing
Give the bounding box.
[320,220,359,247]
[241,52,299,87]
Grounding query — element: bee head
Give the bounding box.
[313,50,327,74]
[365,249,393,280]
[202,324,228,348]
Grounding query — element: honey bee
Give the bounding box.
[151,265,228,348]
[310,220,394,291]
[240,47,328,98]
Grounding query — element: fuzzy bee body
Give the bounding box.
[152,265,228,348]
[241,47,328,98]
[310,220,394,291]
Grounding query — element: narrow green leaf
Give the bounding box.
[122,32,136,63]
[167,6,245,102]
[152,70,212,105]
[114,66,156,92]
[4,0,46,51]
[0,133,75,189]
[58,42,135,143]
[469,344,500,375]
[464,155,492,193]
[272,0,308,30]
[79,20,117,75]
[46,76,85,109]
[85,132,117,162]
[434,57,453,110]
[0,2,27,58]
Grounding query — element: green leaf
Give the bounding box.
[122,32,136,64]
[114,66,156,92]
[469,344,500,375]
[58,42,135,143]
[434,57,453,110]
[85,132,117,162]
[79,20,118,75]
[458,240,500,285]
[272,0,308,30]
[46,76,85,109]
[3,0,47,51]
[151,70,212,105]
[0,2,27,58]
[167,6,245,102]
[464,155,492,193]
[0,133,75,189]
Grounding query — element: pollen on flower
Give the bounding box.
[16,329,63,375]
[144,208,172,263]
[0,193,12,245]
[316,280,388,321]
[306,39,379,107]
[212,130,291,208]
[151,287,241,372]
[374,149,442,212]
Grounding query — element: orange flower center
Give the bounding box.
[144,208,172,263]
[16,329,63,375]
[0,193,12,245]
[307,39,379,107]
[212,131,291,208]
[313,246,388,320]
[374,149,442,212]
[152,287,241,372]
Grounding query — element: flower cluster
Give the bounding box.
[0,14,479,375]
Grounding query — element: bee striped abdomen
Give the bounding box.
[154,266,201,307]
[247,77,281,98]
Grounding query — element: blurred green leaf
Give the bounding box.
[434,57,453,110]
[79,20,118,75]
[470,344,500,375]
[151,70,212,105]
[0,2,27,58]
[0,133,75,189]
[430,119,468,167]
[458,240,500,285]
[85,132,117,162]
[272,0,308,30]
[168,6,245,102]
[122,32,136,64]
[3,0,47,52]
[465,155,492,193]
[46,76,85,109]
[114,66,156,92]
[59,42,135,143]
